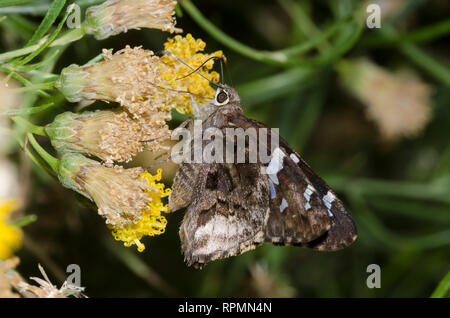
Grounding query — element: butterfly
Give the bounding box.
[167,73,357,269]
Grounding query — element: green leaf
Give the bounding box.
[24,0,66,48]
[431,271,450,298]
[0,14,36,40]
[0,0,38,7]
[0,102,54,116]
[10,214,37,227]
[15,0,69,66]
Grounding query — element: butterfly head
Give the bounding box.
[214,85,241,107]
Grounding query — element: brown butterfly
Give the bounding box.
[168,85,357,268]
[167,71,357,268]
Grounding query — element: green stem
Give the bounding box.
[26,132,59,172]
[431,271,450,298]
[180,0,284,64]
[378,25,450,86]
[363,19,450,47]
[12,81,56,93]
[0,27,85,63]
[12,131,55,177]
[10,214,38,228]
[1,102,55,116]
[180,0,355,66]
[11,116,47,136]
[400,43,450,86]
[278,0,330,52]
[328,175,450,204]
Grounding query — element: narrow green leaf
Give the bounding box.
[10,214,37,227]
[0,102,54,116]
[0,0,37,7]
[431,271,450,298]
[15,1,70,66]
[24,0,66,48]
[0,14,36,40]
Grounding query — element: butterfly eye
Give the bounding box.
[216,91,229,105]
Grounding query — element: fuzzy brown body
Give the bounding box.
[169,86,357,268]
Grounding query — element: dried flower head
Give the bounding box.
[0,199,22,260]
[57,153,170,231]
[111,169,171,252]
[338,58,432,141]
[18,264,85,298]
[58,35,222,117]
[46,110,169,165]
[84,0,181,40]
[0,257,22,298]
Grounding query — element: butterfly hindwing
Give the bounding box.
[179,162,269,268]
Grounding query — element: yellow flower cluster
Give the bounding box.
[54,34,223,253]
[161,33,223,114]
[111,169,171,252]
[0,199,22,260]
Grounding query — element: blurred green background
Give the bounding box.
[0,0,449,297]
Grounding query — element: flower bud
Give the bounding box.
[84,0,181,40]
[57,153,151,227]
[337,58,432,141]
[57,153,171,251]
[57,35,223,117]
[46,110,169,164]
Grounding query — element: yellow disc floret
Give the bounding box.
[161,33,223,114]
[111,169,171,252]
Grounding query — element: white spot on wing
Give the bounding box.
[280,198,288,212]
[290,153,300,163]
[268,179,276,199]
[303,184,316,210]
[323,190,336,217]
[266,147,286,185]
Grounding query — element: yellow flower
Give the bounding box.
[161,33,223,114]
[111,169,171,252]
[58,35,223,117]
[0,199,22,260]
[57,154,172,251]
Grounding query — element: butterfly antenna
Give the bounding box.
[159,50,222,88]
[174,56,223,81]
[223,57,234,88]
[219,58,225,85]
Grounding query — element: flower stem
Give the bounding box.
[26,132,59,172]
[11,214,38,228]
[0,27,85,63]
[378,25,450,86]
[180,0,286,65]
[180,0,359,67]
[11,116,47,136]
